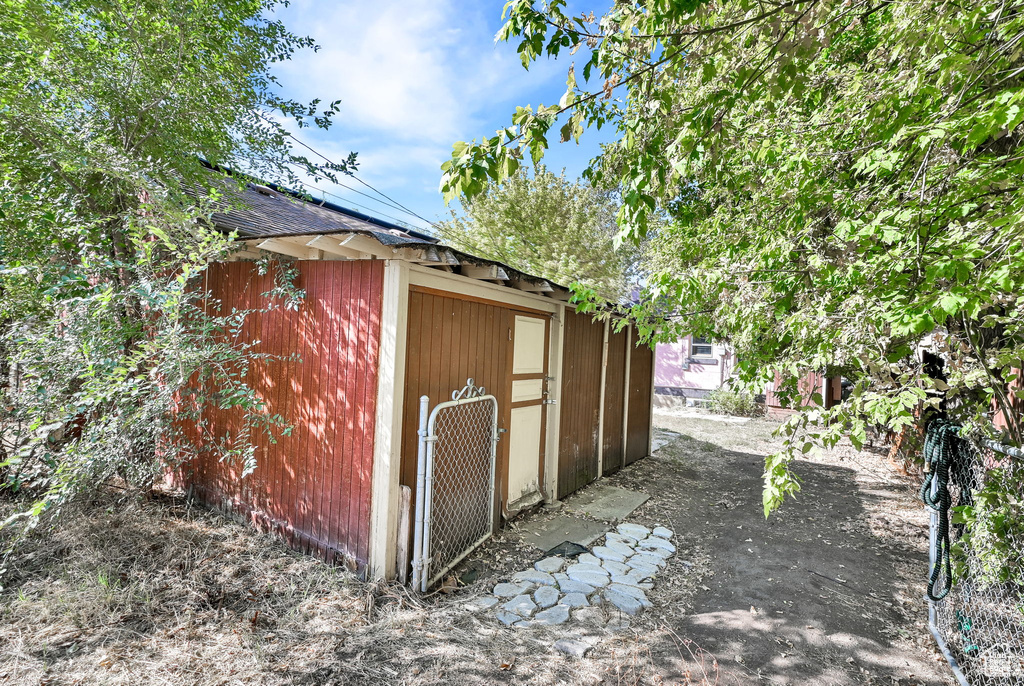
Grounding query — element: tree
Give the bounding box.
[0,0,348,540]
[440,0,1024,514]
[437,165,638,300]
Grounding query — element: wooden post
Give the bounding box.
[396,485,412,585]
[368,260,409,580]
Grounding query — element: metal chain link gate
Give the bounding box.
[412,379,499,592]
[929,436,1024,685]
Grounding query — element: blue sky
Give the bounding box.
[269,0,609,232]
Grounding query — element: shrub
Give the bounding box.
[706,388,764,417]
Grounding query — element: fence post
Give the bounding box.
[411,395,429,593]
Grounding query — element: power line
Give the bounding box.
[282,158,427,223]
[285,132,439,229]
[289,176,428,230]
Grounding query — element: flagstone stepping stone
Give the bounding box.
[638,545,673,560]
[558,578,596,595]
[558,592,590,608]
[626,561,658,581]
[534,556,566,574]
[606,583,650,604]
[513,569,557,586]
[485,516,677,629]
[639,537,676,554]
[554,638,596,657]
[533,604,571,626]
[604,540,636,557]
[610,574,654,590]
[465,596,500,612]
[494,582,532,597]
[602,560,631,576]
[503,594,538,617]
[617,522,651,540]
[603,588,646,615]
[497,610,522,626]
[592,546,627,563]
[631,551,668,568]
[566,562,608,576]
[567,569,612,588]
[534,585,560,608]
[606,532,638,547]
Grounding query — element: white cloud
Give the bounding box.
[267,0,572,225]
[273,0,551,145]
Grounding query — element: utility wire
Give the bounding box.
[283,159,425,222]
[288,176,426,229]
[285,132,439,229]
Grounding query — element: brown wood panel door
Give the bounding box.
[557,310,604,499]
[400,290,513,558]
[601,325,628,475]
[625,328,654,466]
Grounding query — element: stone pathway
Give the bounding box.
[470,522,676,628]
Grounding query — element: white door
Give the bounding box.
[506,314,548,509]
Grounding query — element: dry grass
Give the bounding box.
[0,492,719,686]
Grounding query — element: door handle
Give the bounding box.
[544,399,558,405]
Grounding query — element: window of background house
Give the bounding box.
[691,336,713,358]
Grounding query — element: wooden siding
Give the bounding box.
[557,310,605,498]
[625,329,654,465]
[602,326,628,475]
[400,289,513,543]
[765,371,840,416]
[181,260,383,572]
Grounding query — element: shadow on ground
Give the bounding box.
[607,414,950,685]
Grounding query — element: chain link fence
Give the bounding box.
[412,380,498,592]
[930,436,1024,684]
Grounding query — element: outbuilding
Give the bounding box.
[180,180,654,584]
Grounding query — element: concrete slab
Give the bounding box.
[519,515,609,552]
[652,427,682,452]
[564,484,649,521]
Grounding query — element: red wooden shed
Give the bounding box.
[179,181,655,582]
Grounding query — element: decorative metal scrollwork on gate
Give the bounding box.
[412,379,499,592]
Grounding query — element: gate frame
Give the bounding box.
[411,379,499,592]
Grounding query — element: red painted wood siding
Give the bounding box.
[557,310,604,498]
[180,260,383,572]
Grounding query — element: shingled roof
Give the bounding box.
[211,180,438,246]
[209,177,570,298]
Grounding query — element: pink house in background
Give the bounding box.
[654,335,737,408]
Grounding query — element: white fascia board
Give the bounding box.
[407,264,559,314]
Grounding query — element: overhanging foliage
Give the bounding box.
[0,0,348,545]
[441,0,1024,514]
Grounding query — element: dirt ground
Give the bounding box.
[625,411,954,685]
[0,411,954,685]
